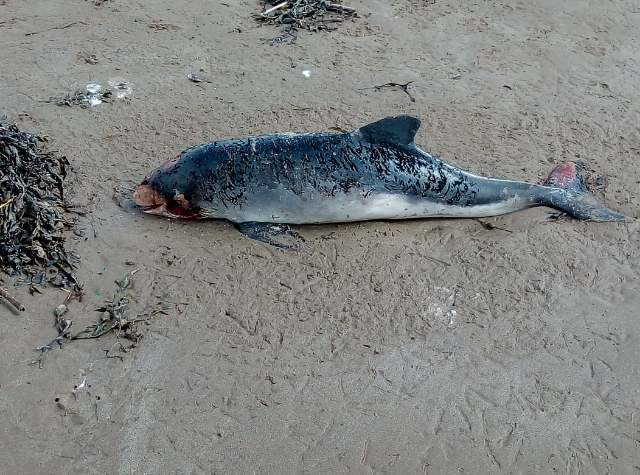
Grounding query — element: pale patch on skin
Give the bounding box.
[173,192,190,207]
[227,190,534,225]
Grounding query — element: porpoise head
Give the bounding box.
[132,155,202,219]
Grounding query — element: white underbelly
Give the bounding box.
[227,192,529,224]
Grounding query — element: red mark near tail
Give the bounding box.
[546,161,577,188]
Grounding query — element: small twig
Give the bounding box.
[262,1,288,15]
[0,287,25,311]
[326,3,356,13]
[103,341,126,361]
[359,81,416,102]
[25,21,85,36]
[473,219,512,233]
[0,197,13,210]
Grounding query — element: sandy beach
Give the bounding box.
[1,1,639,473]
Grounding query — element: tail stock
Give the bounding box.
[543,161,631,221]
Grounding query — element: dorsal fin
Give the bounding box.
[356,115,421,147]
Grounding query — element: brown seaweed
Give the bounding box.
[0,119,80,291]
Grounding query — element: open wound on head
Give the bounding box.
[166,192,200,218]
[133,184,200,218]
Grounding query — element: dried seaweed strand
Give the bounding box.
[67,269,140,340]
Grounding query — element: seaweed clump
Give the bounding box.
[0,119,80,291]
[256,0,357,32]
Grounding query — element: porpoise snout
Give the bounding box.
[133,178,201,219]
[133,181,167,212]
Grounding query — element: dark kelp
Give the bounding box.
[256,0,357,32]
[0,119,80,293]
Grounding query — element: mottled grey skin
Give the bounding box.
[133,115,628,246]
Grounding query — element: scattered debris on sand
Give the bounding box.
[48,83,113,107]
[359,81,417,102]
[67,269,143,342]
[32,267,182,368]
[32,269,141,368]
[187,73,213,83]
[255,1,357,32]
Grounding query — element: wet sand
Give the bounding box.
[1,1,639,473]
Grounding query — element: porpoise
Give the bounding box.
[133,115,629,248]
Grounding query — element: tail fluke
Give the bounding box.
[544,161,630,221]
